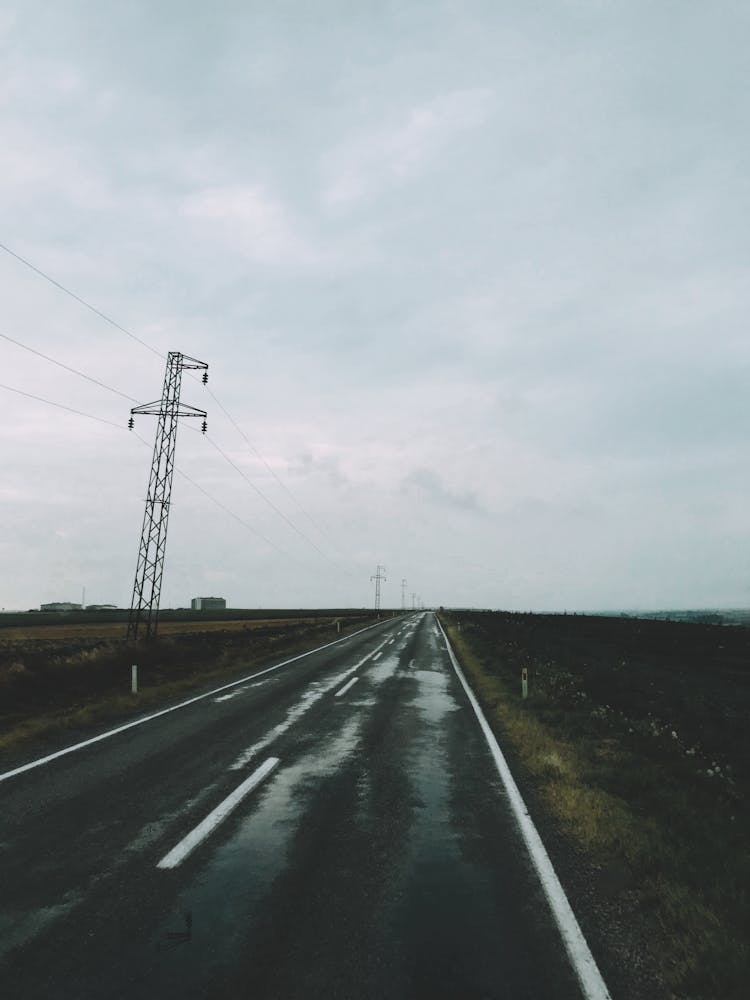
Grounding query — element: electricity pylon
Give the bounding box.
[127,352,208,641]
[371,564,386,616]
[401,578,407,611]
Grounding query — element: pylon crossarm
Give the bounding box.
[174,404,207,419]
[180,355,209,370]
[131,402,206,418]
[130,400,163,415]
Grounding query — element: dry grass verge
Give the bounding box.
[440,611,749,1000]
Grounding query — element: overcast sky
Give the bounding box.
[1,1,749,612]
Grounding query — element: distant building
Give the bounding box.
[191,597,227,611]
[86,604,119,611]
[40,602,83,612]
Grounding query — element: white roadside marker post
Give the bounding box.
[131,664,138,695]
[522,666,528,700]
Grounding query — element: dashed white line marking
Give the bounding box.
[214,686,248,703]
[436,617,612,1000]
[157,757,280,870]
[372,651,383,661]
[335,677,359,698]
[230,636,392,769]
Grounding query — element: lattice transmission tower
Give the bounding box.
[371,564,386,616]
[127,352,208,641]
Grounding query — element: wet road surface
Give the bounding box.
[0,613,600,999]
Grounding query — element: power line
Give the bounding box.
[172,466,297,562]
[205,386,342,550]
[0,331,139,402]
[0,240,164,359]
[0,323,323,563]
[0,378,299,561]
[3,241,341,553]
[1,238,350,571]
[131,429,298,562]
[0,382,124,430]
[0,348,328,568]
[180,417,347,573]
[204,434,336,565]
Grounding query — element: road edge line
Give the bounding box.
[436,615,612,1000]
[156,757,280,870]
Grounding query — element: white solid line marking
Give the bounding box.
[0,620,388,785]
[436,617,612,1000]
[335,677,359,698]
[157,757,280,870]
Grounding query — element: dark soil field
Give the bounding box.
[476,611,750,776]
[440,610,749,1000]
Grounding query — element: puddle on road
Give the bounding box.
[411,667,461,726]
[230,666,357,770]
[0,889,83,961]
[407,669,458,833]
[125,782,220,856]
[367,652,401,685]
[146,715,364,992]
[393,658,523,994]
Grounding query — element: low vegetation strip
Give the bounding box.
[0,613,375,758]
[439,610,749,1000]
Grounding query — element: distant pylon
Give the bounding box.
[401,578,407,611]
[127,352,208,641]
[371,564,386,616]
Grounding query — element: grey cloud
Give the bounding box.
[402,467,486,515]
[1,1,749,610]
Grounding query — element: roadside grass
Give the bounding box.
[440,612,749,1000]
[0,615,351,643]
[0,615,374,757]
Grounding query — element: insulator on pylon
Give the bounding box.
[201,420,207,434]
[202,371,208,384]
[128,417,134,430]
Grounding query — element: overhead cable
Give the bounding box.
[205,386,346,553]
[0,379,298,560]
[1,238,345,568]
[0,240,164,359]
[204,435,336,565]
[0,381,125,430]
[131,431,298,562]
[0,331,139,402]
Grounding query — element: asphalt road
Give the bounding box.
[0,613,605,999]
